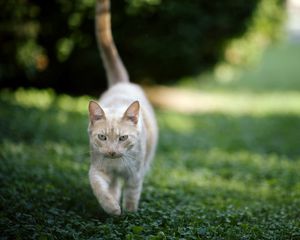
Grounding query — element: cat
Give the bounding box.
[88,0,158,215]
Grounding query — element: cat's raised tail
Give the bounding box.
[95,0,129,86]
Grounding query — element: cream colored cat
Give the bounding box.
[88,0,158,215]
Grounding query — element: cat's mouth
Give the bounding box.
[104,153,123,159]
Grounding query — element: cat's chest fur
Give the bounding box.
[93,149,144,180]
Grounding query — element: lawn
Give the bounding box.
[1,42,300,239]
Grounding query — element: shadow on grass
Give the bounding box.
[1,97,300,157]
[158,111,300,158]
[0,97,88,145]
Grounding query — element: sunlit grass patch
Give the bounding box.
[1,88,90,113]
[152,148,300,198]
[146,86,300,115]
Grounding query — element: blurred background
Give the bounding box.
[0,0,290,95]
[1,1,300,238]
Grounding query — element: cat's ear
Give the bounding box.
[123,101,140,125]
[88,101,106,124]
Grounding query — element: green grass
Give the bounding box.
[1,42,300,239]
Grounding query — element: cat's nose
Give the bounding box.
[108,151,116,157]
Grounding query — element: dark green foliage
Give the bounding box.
[0,0,283,94]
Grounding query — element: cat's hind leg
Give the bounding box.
[89,166,121,215]
[123,178,143,212]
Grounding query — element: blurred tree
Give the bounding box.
[0,0,284,95]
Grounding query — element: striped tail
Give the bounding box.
[95,0,129,86]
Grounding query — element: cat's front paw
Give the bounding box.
[102,201,121,216]
[108,205,121,216]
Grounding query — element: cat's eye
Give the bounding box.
[98,134,107,141]
[119,135,128,141]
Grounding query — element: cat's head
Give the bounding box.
[88,100,140,159]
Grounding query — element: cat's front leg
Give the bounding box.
[89,166,121,215]
[109,177,121,204]
[123,178,143,212]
